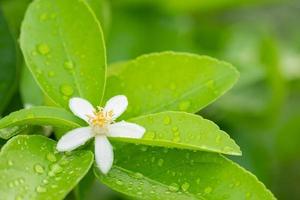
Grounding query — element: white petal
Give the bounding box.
[95,136,114,174]
[104,95,128,120]
[108,121,145,139]
[56,127,93,152]
[69,97,95,123]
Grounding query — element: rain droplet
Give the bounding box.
[172,127,178,132]
[181,182,190,192]
[178,101,191,111]
[204,186,212,194]
[145,131,155,140]
[36,186,47,193]
[133,172,143,179]
[60,84,74,96]
[37,44,50,55]
[158,159,164,166]
[46,153,57,162]
[48,71,55,77]
[163,116,171,125]
[168,183,179,192]
[8,160,13,166]
[64,61,74,70]
[116,180,124,186]
[34,164,44,174]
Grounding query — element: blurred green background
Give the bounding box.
[0,0,300,199]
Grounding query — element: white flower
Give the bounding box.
[56,95,145,174]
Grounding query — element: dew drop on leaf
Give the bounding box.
[168,183,179,192]
[8,160,13,166]
[60,84,74,96]
[181,182,190,192]
[204,186,213,194]
[178,101,191,111]
[46,153,57,162]
[158,159,164,166]
[144,131,156,139]
[163,116,171,125]
[36,185,47,193]
[116,180,124,186]
[172,127,178,132]
[48,71,56,77]
[64,61,74,70]
[34,164,44,174]
[37,44,50,55]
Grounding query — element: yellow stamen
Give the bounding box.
[87,107,114,128]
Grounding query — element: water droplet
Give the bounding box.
[172,127,178,132]
[46,153,57,162]
[34,164,44,174]
[64,61,74,70]
[36,186,47,193]
[181,182,190,192]
[8,160,13,166]
[133,172,143,179]
[116,180,124,186]
[163,116,171,125]
[48,71,55,77]
[60,84,74,96]
[158,159,164,166]
[140,146,148,152]
[168,183,179,192]
[178,101,191,111]
[37,44,50,55]
[15,195,23,200]
[204,186,212,194]
[145,131,155,139]
[50,163,63,174]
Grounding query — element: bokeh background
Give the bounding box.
[0,0,299,199]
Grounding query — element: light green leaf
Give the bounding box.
[0,135,94,199]
[105,52,239,119]
[85,0,111,35]
[113,111,241,156]
[95,143,275,200]
[0,106,84,139]
[20,66,44,107]
[0,9,18,114]
[20,0,106,109]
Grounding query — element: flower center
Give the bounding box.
[88,107,114,129]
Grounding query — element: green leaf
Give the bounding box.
[0,135,94,199]
[95,143,275,200]
[20,66,44,107]
[0,106,84,139]
[20,0,106,109]
[113,111,241,156]
[105,52,239,119]
[85,0,111,35]
[0,9,18,114]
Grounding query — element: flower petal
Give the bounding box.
[69,97,95,123]
[108,121,145,139]
[56,127,93,152]
[95,136,114,174]
[104,95,128,120]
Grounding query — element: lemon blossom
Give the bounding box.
[56,95,145,174]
